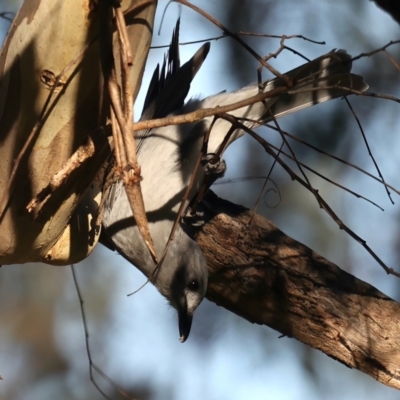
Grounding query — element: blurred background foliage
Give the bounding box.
[1,0,400,399]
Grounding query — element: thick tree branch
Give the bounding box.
[197,191,400,390]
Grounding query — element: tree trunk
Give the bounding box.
[0,0,156,265]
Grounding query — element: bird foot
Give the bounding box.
[202,153,227,178]
[183,207,206,227]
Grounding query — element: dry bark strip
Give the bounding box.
[197,192,400,390]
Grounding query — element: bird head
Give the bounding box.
[151,229,208,343]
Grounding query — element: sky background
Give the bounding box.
[1,0,400,399]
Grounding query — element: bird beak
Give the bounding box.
[178,310,193,343]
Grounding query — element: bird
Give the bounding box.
[102,19,369,343]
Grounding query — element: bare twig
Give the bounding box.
[131,85,400,134]
[345,97,393,204]
[133,85,289,132]
[156,118,215,271]
[257,36,291,89]
[150,32,325,49]
[248,141,284,225]
[237,31,325,44]
[219,113,399,278]
[351,40,400,62]
[251,120,400,197]
[26,136,96,212]
[71,265,135,400]
[173,0,291,83]
[265,140,384,210]
[384,49,400,71]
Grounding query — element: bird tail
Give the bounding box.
[202,50,368,154]
[261,50,369,121]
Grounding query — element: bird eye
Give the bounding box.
[188,280,199,291]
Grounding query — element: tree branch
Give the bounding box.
[197,191,400,390]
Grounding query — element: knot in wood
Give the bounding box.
[39,70,66,92]
[122,166,142,185]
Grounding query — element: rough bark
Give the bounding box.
[197,191,400,390]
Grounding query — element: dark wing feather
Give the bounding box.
[137,19,210,153]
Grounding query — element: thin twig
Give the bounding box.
[133,85,289,132]
[71,265,135,400]
[173,0,291,83]
[384,50,400,71]
[351,40,400,62]
[345,97,393,204]
[131,84,398,134]
[250,120,400,197]
[265,140,384,210]
[248,141,284,225]
[26,136,96,212]
[111,109,125,169]
[257,36,290,88]
[150,32,325,49]
[156,118,214,272]
[232,115,387,210]
[116,4,157,261]
[219,113,399,278]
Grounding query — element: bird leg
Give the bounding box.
[185,152,227,225]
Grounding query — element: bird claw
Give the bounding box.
[183,207,206,227]
[202,153,227,178]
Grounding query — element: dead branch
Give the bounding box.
[131,85,400,134]
[26,136,97,213]
[100,0,157,263]
[174,0,289,82]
